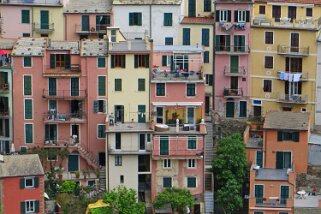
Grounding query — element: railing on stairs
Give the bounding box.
[75,144,100,169]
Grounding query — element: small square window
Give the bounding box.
[187,177,196,188]
[186,83,196,97]
[156,83,165,96]
[259,5,265,14]
[25,178,34,188]
[163,177,172,188]
[306,8,313,17]
[264,56,273,69]
[165,37,173,45]
[265,32,273,45]
[24,56,32,67]
[115,155,122,166]
[187,159,196,168]
[263,80,272,92]
[98,57,106,68]
[163,159,171,168]
[188,136,196,150]
[129,13,142,26]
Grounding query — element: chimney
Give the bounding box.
[199,119,206,133]
[176,119,179,133]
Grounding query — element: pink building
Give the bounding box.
[214,0,252,119]
[64,0,112,40]
[150,46,207,212]
[12,37,107,184]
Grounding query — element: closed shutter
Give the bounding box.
[93,100,99,113]
[111,55,115,68]
[255,185,263,203]
[277,131,283,141]
[20,178,25,189]
[293,132,300,142]
[276,152,284,169]
[138,13,142,25]
[40,10,49,30]
[25,99,32,119]
[188,0,196,17]
[215,36,220,51]
[160,137,169,155]
[170,56,174,71]
[50,54,55,68]
[48,78,56,96]
[34,177,39,188]
[241,36,245,52]
[98,57,105,68]
[280,186,289,204]
[234,10,238,22]
[234,36,238,52]
[121,55,126,68]
[145,55,150,68]
[25,124,33,144]
[226,35,231,51]
[98,76,106,96]
[138,79,145,91]
[65,54,71,69]
[115,79,122,91]
[246,11,250,22]
[82,15,89,31]
[24,76,31,96]
[204,51,209,63]
[183,28,190,45]
[227,10,231,22]
[256,151,263,167]
[239,101,247,117]
[45,124,50,140]
[70,78,79,96]
[21,10,30,24]
[202,29,209,46]
[162,56,167,66]
[215,10,220,21]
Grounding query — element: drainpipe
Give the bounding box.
[212,1,216,112]
[149,3,152,38]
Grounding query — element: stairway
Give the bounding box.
[76,144,100,169]
[204,191,214,214]
[99,167,106,192]
[204,122,215,167]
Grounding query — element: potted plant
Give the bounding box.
[82,168,89,180]
[95,168,100,178]
[172,112,179,120]
[75,171,80,179]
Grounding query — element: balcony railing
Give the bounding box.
[108,143,152,154]
[277,45,309,56]
[44,139,78,148]
[32,23,54,32]
[223,88,243,97]
[75,24,109,34]
[277,93,308,104]
[152,70,203,81]
[1,0,62,5]
[0,83,9,93]
[43,64,81,77]
[42,89,87,100]
[215,45,250,54]
[255,197,287,207]
[44,111,86,123]
[252,16,321,29]
[224,66,246,77]
[277,71,309,81]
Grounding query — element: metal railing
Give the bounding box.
[42,89,87,99]
[215,45,250,53]
[44,111,86,122]
[32,23,54,32]
[75,24,109,33]
[224,66,246,77]
[277,93,308,104]
[277,45,309,56]
[223,88,243,97]
[152,70,203,81]
[252,16,321,29]
[255,197,287,207]
[44,64,81,74]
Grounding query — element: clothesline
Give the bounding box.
[279,71,302,82]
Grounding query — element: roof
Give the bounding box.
[81,39,108,56]
[0,154,44,178]
[181,17,214,25]
[318,33,321,42]
[255,168,289,181]
[255,0,321,4]
[0,0,62,6]
[64,0,112,13]
[113,0,182,5]
[263,111,309,130]
[154,45,203,53]
[309,133,321,145]
[48,40,80,54]
[12,37,47,56]
[106,122,153,133]
[109,40,150,52]
[0,39,16,50]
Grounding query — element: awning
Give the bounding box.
[85,199,109,214]
[152,102,203,106]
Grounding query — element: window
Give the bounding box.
[202,28,210,47]
[98,76,106,96]
[259,5,265,14]
[138,78,145,91]
[115,155,122,166]
[129,12,142,26]
[164,13,172,26]
[138,105,146,123]
[204,51,209,63]
[160,136,169,155]
[187,177,196,188]
[165,37,173,45]
[163,159,171,168]
[50,54,70,69]
[48,78,56,96]
[120,175,124,183]
[22,200,39,213]
[139,134,146,150]
[187,159,196,168]
[163,177,172,188]
[276,152,291,169]
[215,35,231,51]
[134,55,149,68]
[188,136,196,150]
[24,76,32,96]
[183,28,190,45]
[24,177,34,188]
[286,57,302,73]
[239,101,247,118]
[205,74,213,86]
[162,55,173,66]
[188,0,196,17]
[235,10,249,22]
[306,8,313,17]
[204,0,211,12]
[186,83,196,96]
[21,10,30,24]
[264,56,273,69]
[254,184,264,203]
[115,79,122,91]
[47,149,57,161]
[45,124,57,142]
[24,99,33,119]
[97,125,105,139]
[96,15,110,30]
[116,133,121,150]
[25,124,33,144]
[24,56,32,67]
[111,55,126,68]
[97,57,106,68]
[277,131,299,142]
[263,80,272,92]
[94,100,106,113]
[22,33,30,37]
[256,151,263,168]
[216,10,231,22]
[156,83,165,96]
[265,32,273,45]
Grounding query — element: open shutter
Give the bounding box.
[241,36,245,52]
[20,178,25,189]
[234,10,238,22]
[226,36,231,51]
[35,200,39,213]
[276,152,284,169]
[162,56,167,66]
[145,55,149,68]
[216,10,220,21]
[234,36,238,52]
[34,177,39,188]
[277,131,283,141]
[293,132,300,142]
[129,13,133,25]
[103,100,107,113]
[21,202,25,214]
[121,56,126,68]
[93,100,98,113]
[111,55,115,68]
[246,11,250,22]
[134,55,138,68]
[50,54,55,68]
[138,13,142,25]
[65,54,70,69]
[45,124,49,140]
[227,10,231,22]
[215,35,220,51]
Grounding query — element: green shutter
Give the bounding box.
[24,76,31,96]
[183,28,190,45]
[170,56,174,71]
[145,55,149,68]
[293,132,300,142]
[21,201,25,214]
[162,55,167,66]
[255,185,263,203]
[226,35,231,51]
[25,124,33,144]
[98,76,106,96]
[215,36,220,51]
[115,79,121,91]
[50,54,55,68]
[129,13,133,25]
[111,55,115,68]
[82,15,89,31]
[160,137,169,155]
[277,131,283,141]
[239,101,247,117]
[25,99,32,119]
[21,10,30,24]
[276,152,284,169]
[204,51,209,63]
[138,105,146,123]
[188,0,196,17]
[202,29,209,46]
[138,13,142,25]
[280,186,289,205]
[45,124,49,140]
[134,55,138,68]
[93,100,99,113]
[35,200,39,213]
[234,36,238,52]
[164,13,172,26]
[24,56,31,67]
[34,177,39,188]
[65,54,70,69]
[48,78,56,96]
[188,136,196,149]
[98,57,105,68]
[20,178,25,189]
[121,55,126,68]
[241,36,246,52]
[138,79,145,91]
[40,10,49,30]
[256,151,263,167]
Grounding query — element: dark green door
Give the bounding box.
[68,155,79,172]
[82,15,89,31]
[230,56,239,74]
[40,10,49,29]
[160,136,169,155]
[280,186,289,205]
[255,185,264,204]
[256,151,263,167]
[239,101,247,117]
[226,102,234,118]
[138,105,146,123]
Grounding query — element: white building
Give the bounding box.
[315,34,321,129]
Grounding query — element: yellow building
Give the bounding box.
[32,6,64,40]
[250,0,321,127]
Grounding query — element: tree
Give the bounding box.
[102,186,145,214]
[212,133,247,214]
[153,188,194,213]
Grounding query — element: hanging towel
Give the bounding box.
[279,72,285,80]
[284,73,289,80]
[288,73,294,82]
[293,73,302,82]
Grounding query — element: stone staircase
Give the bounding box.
[205,122,215,167]
[99,167,106,191]
[75,144,100,169]
[204,191,214,214]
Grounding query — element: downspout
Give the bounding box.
[149,3,152,38]
[212,1,216,111]
[64,13,67,40]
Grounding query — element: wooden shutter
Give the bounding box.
[277,131,283,141]
[293,132,300,142]
[162,55,167,66]
[138,105,146,123]
[64,54,70,69]
[22,10,30,24]
[216,10,220,21]
[40,10,49,29]
[81,15,89,31]
[21,201,25,214]
[103,100,107,113]
[246,11,250,22]
[129,13,134,25]
[138,13,142,25]
[227,10,231,22]
[20,178,25,189]
[35,200,39,213]
[24,76,31,96]
[134,55,138,68]
[93,100,98,113]
[276,152,284,169]
[204,51,209,63]
[145,55,150,68]
[202,29,209,46]
[121,55,126,68]
[241,36,245,52]
[226,35,231,51]
[34,177,39,188]
[234,10,238,22]
[111,55,115,68]
[25,100,32,119]
[98,76,106,96]
[215,36,220,51]
[50,54,55,68]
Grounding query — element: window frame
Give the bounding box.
[263,79,272,92]
[187,176,197,188]
[163,13,173,26]
[186,83,196,97]
[23,56,32,68]
[187,136,197,150]
[21,10,30,24]
[237,10,247,23]
[219,10,228,22]
[259,5,266,14]
[265,31,274,45]
[25,200,35,213]
[129,12,142,26]
[306,8,313,17]
[115,155,122,166]
[163,159,172,168]
[163,177,172,188]
[156,83,166,97]
[264,56,274,69]
[115,79,122,92]
[187,159,196,168]
[97,124,106,139]
[24,177,34,188]
[204,0,211,12]
[165,37,173,46]
[97,57,106,68]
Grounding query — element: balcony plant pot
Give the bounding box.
[75,171,80,179]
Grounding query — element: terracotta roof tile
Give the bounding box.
[263,111,310,130]
[255,0,321,4]
[181,17,214,25]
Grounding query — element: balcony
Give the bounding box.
[75,24,109,34]
[215,45,250,54]
[277,71,309,82]
[252,16,321,29]
[277,93,308,104]
[32,23,54,33]
[42,89,87,100]
[43,111,86,123]
[43,139,77,148]
[152,69,203,82]
[108,143,152,155]
[223,88,243,97]
[43,64,81,77]
[224,66,246,77]
[0,110,9,118]
[256,197,287,208]
[277,45,309,57]
[0,83,9,93]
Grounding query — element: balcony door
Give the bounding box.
[70,78,79,96]
[230,56,239,74]
[68,154,79,172]
[187,107,195,124]
[290,33,299,53]
[280,186,289,205]
[272,5,281,22]
[48,78,56,96]
[276,151,291,169]
[114,105,124,123]
[40,10,49,30]
[160,136,169,155]
[288,6,296,22]
[156,107,163,123]
[226,101,234,118]
[82,15,90,31]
